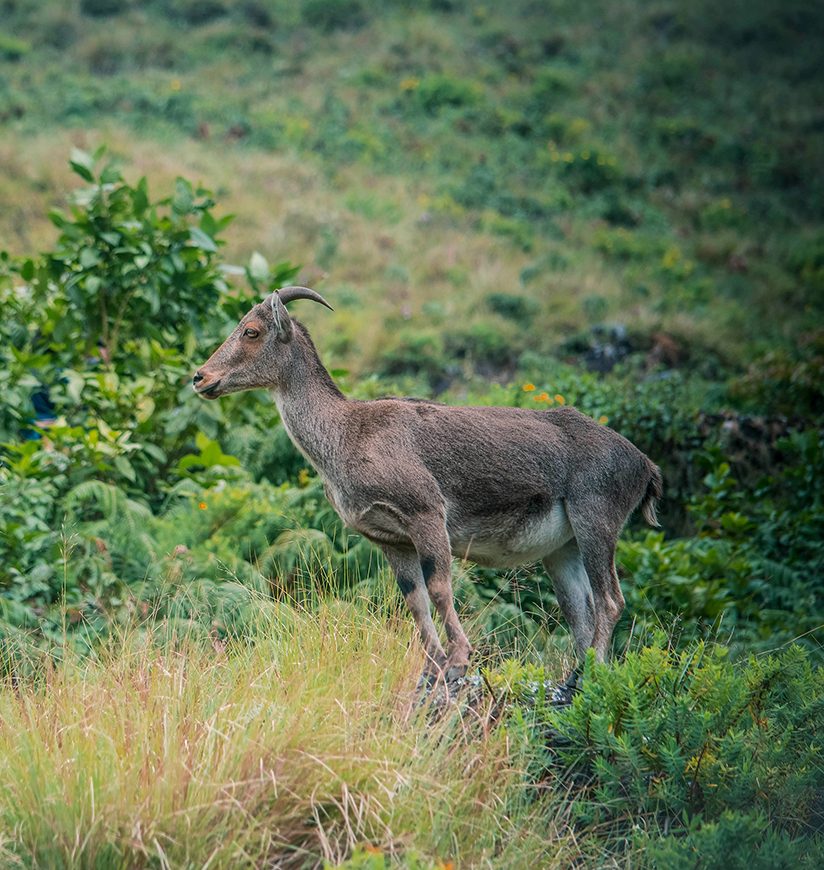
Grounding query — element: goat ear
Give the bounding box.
[269,292,293,343]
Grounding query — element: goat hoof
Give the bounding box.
[416,671,438,693]
[550,683,577,707]
[550,668,582,708]
[444,663,468,684]
[563,667,582,690]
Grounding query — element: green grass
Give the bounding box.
[1,0,822,377]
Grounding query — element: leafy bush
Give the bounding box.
[79,0,123,17]
[414,74,479,114]
[301,0,366,32]
[498,641,824,864]
[375,329,450,388]
[0,152,305,628]
[445,321,520,371]
[485,291,538,324]
[0,33,30,60]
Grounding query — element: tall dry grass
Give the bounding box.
[0,597,575,868]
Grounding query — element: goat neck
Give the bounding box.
[271,321,347,476]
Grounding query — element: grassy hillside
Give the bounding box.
[1,1,823,867]
[1,596,821,868]
[2,0,823,378]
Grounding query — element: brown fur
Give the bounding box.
[194,290,663,684]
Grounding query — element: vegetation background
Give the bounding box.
[0,0,822,866]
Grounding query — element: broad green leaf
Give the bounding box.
[114,455,136,482]
[79,247,100,268]
[135,396,155,423]
[100,163,122,185]
[249,251,269,282]
[172,178,194,215]
[189,226,218,253]
[69,148,95,182]
[47,209,68,229]
[64,370,85,404]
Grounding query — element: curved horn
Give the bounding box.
[275,286,334,311]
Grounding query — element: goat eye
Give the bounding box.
[243,328,259,338]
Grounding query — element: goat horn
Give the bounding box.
[274,286,334,311]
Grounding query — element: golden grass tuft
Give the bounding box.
[0,599,575,868]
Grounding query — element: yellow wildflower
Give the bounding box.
[555,394,566,405]
[662,246,681,269]
[534,391,551,402]
[522,383,536,392]
[170,78,182,92]
[598,415,609,425]
[400,76,420,91]
[198,502,207,510]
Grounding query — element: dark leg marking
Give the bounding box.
[396,574,417,598]
[420,556,436,585]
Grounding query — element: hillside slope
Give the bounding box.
[2,0,822,380]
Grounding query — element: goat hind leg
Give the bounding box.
[542,540,596,663]
[381,543,446,683]
[582,546,624,661]
[411,523,472,682]
[565,520,624,662]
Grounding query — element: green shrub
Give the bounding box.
[785,234,824,293]
[0,33,30,60]
[414,74,479,114]
[79,0,123,17]
[502,641,824,861]
[166,0,228,25]
[593,227,665,261]
[0,151,289,624]
[639,809,824,870]
[548,145,623,193]
[445,321,520,371]
[301,0,366,32]
[375,329,450,388]
[36,9,78,49]
[484,292,538,324]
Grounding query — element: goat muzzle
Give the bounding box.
[192,371,222,398]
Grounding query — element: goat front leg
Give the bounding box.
[409,520,473,683]
[380,543,446,685]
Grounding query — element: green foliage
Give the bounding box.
[499,641,824,864]
[301,0,366,32]
[640,810,823,870]
[414,74,479,114]
[376,329,450,387]
[729,336,824,417]
[446,321,519,371]
[484,292,538,324]
[0,33,30,60]
[79,0,124,17]
[0,153,309,628]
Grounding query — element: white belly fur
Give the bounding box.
[449,502,575,568]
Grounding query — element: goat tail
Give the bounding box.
[640,461,664,528]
